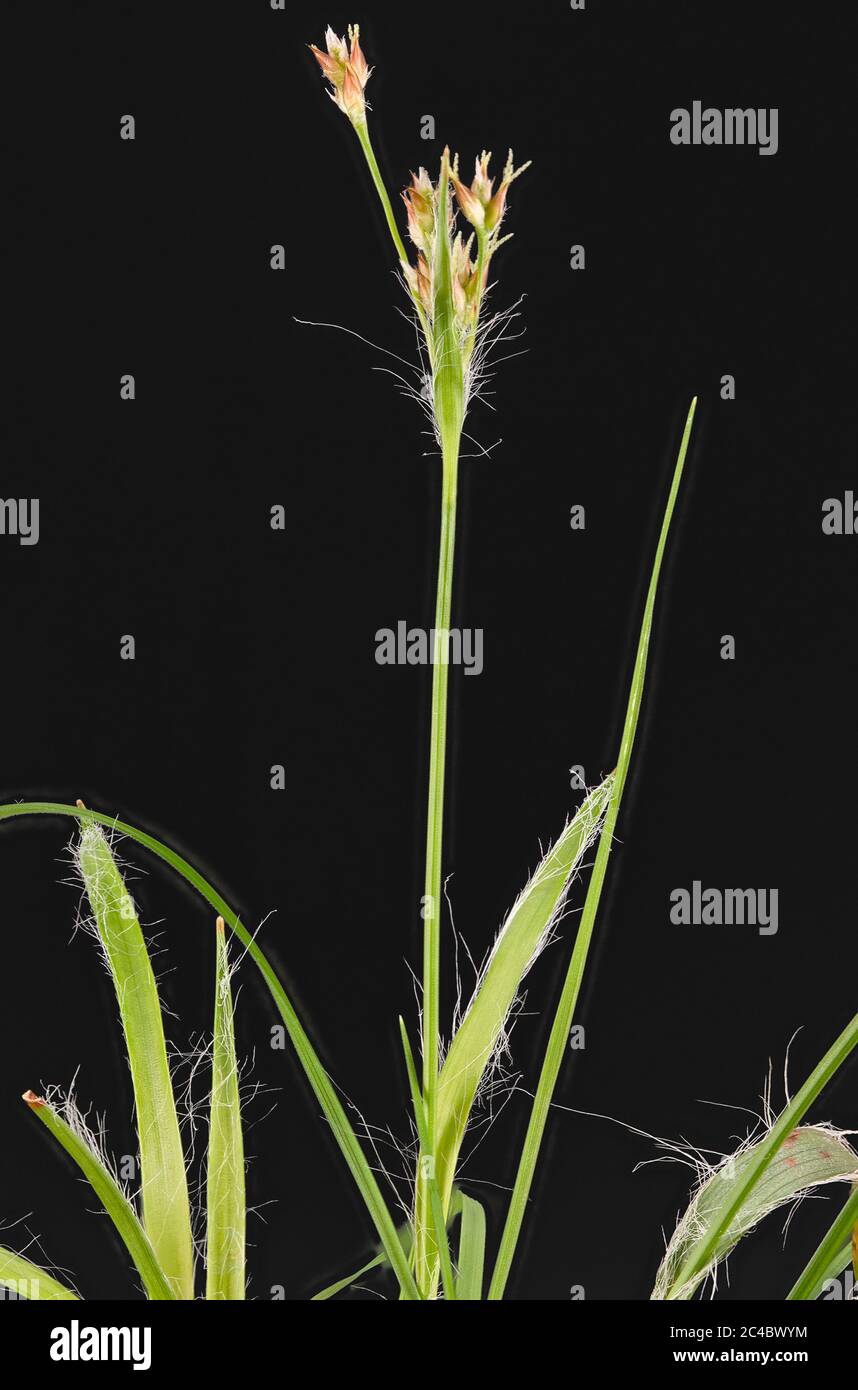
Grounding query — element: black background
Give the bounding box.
[2,0,857,1305]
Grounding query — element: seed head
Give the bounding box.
[405,254,433,315]
[403,169,436,255]
[451,233,480,325]
[309,23,372,125]
[452,149,531,234]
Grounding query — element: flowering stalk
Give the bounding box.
[310,24,528,1296]
[310,25,432,349]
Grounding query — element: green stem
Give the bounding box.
[422,453,459,1127]
[413,151,465,1296]
[354,119,410,265]
[414,443,459,1295]
[488,399,698,1300]
[353,119,432,347]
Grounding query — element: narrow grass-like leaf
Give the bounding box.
[311,1250,389,1301]
[432,776,613,1228]
[489,400,698,1300]
[659,1011,858,1299]
[400,1018,455,1300]
[654,1126,858,1300]
[787,1184,858,1300]
[455,1193,486,1300]
[0,803,419,1302]
[22,1091,175,1300]
[76,820,194,1299]
[0,1248,78,1301]
[309,1193,464,1301]
[800,1243,852,1299]
[205,918,245,1300]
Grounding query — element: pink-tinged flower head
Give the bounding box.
[405,254,433,315]
[403,168,436,255]
[471,152,495,205]
[451,161,486,231]
[309,23,372,124]
[452,149,531,235]
[451,233,480,324]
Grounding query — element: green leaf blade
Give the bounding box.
[489,399,698,1300]
[433,775,613,1220]
[23,1092,175,1301]
[787,1184,858,1301]
[655,1126,858,1300]
[455,1193,486,1300]
[205,919,246,1301]
[657,1012,858,1299]
[0,1248,79,1301]
[76,821,194,1299]
[0,803,419,1302]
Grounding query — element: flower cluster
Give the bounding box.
[309,26,529,370]
[309,24,371,125]
[451,150,531,236]
[400,151,529,334]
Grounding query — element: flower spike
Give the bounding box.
[452,149,531,235]
[309,23,372,125]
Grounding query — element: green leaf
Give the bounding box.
[489,400,698,1300]
[309,1192,466,1300]
[660,1012,858,1298]
[311,1251,389,1301]
[654,1010,858,1298]
[787,1185,858,1300]
[432,776,613,1229]
[455,1193,486,1300]
[310,1213,426,1300]
[22,1091,175,1300]
[0,802,419,1303]
[0,1248,78,1301]
[76,820,194,1299]
[205,919,246,1300]
[654,1125,858,1300]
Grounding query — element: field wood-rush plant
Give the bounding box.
[1,22,857,1302]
